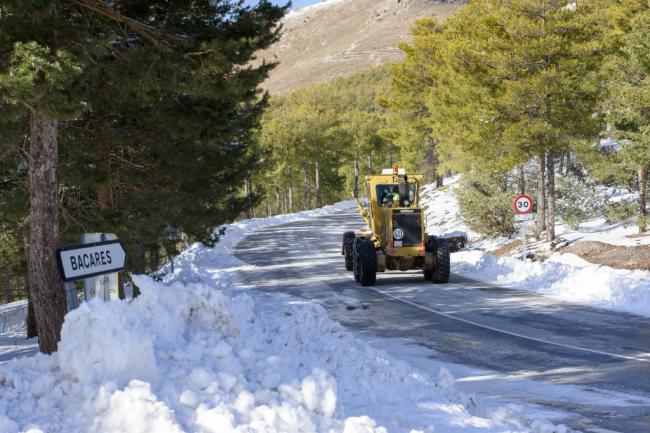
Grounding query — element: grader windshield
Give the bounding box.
[376,183,418,207]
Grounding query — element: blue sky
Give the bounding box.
[244,0,321,9]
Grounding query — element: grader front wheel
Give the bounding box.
[432,241,450,284]
[358,238,377,286]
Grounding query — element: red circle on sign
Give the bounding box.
[514,194,533,214]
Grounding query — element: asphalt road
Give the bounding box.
[234,209,650,433]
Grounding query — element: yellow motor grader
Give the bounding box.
[342,166,451,286]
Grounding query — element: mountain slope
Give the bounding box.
[257,0,463,95]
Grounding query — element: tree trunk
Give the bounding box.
[243,179,252,218]
[315,163,322,208]
[95,142,113,210]
[275,187,281,215]
[24,236,38,338]
[353,160,360,198]
[517,165,525,194]
[2,271,11,304]
[436,175,444,188]
[367,153,372,176]
[26,294,38,339]
[229,185,236,213]
[131,232,145,298]
[248,178,255,218]
[546,153,556,242]
[303,166,311,210]
[558,153,564,177]
[27,111,67,354]
[283,188,288,214]
[639,166,647,233]
[426,136,437,185]
[563,152,571,176]
[536,153,546,236]
[287,166,293,212]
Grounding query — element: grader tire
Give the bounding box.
[343,231,355,271]
[432,240,450,284]
[352,237,361,282]
[358,239,377,286]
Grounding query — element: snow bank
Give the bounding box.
[0,201,559,433]
[421,175,650,316]
[453,251,650,317]
[0,277,519,433]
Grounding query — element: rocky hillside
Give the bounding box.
[257,0,463,95]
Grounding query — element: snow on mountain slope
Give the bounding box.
[420,177,650,317]
[0,201,563,433]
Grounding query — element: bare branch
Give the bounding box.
[70,0,187,46]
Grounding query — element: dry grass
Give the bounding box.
[256,0,463,95]
[565,241,650,271]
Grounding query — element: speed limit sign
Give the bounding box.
[514,194,533,214]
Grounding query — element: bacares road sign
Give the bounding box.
[56,240,127,282]
[514,194,534,214]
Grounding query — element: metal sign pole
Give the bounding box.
[64,281,79,311]
[522,221,527,261]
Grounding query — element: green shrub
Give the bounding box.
[604,200,637,226]
[637,213,647,232]
[455,171,516,237]
[555,176,604,229]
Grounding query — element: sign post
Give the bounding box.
[56,238,127,308]
[513,194,535,261]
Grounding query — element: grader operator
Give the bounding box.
[342,166,450,286]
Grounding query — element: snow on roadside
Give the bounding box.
[421,175,479,241]
[421,176,650,317]
[453,250,650,317]
[0,201,563,433]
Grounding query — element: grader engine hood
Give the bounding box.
[390,209,423,248]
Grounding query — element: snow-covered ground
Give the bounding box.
[286,0,346,19]
[0,201,566,433]
[421,176,650,317]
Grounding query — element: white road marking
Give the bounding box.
[587,428,625,433]
[366,285,650,363]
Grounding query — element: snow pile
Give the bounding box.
[0,278,528,433]
[420,175,650,316]
[453,250,650,317]
[0,201,559,433]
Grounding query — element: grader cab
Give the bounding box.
[342,166,451,286]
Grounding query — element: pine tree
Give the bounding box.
[387,18,448,184]
[395,0,607,241]
[0,0,286,353]
[602,1,650,232]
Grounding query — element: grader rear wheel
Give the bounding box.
[352,237,361,282]
[343,231,355,271]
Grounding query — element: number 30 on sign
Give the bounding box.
[514,194,534,214]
